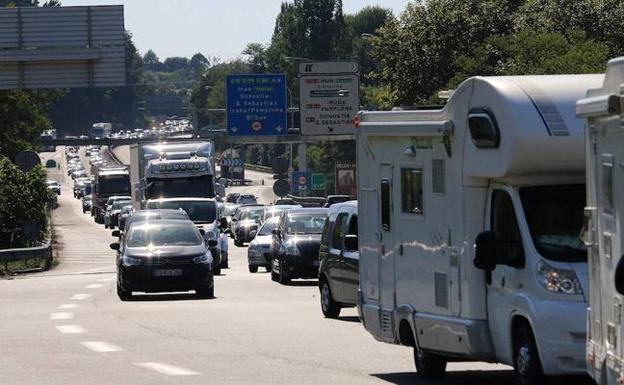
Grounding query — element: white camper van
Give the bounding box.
[577,57,624,385]
[356,74,603,385]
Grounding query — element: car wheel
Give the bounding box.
[234,238,243,247]
[116,283,132,301]
[320,280,341,318]
[249,265,258,273]
[278,264,290,285]
[196,286,214,299]
[221,255,228,269]
[266,265,271,272]
[414,346,447,380]
[513,323,544,385]
[271,270,279,282]
[104,223,108,229]
[213,263,221,276]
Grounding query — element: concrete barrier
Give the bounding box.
[0,239,53,273]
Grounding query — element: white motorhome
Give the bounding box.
[356,74,603,385]
[577,57,624,385]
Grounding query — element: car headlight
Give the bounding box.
[193,253,213,265]
[283,241,300,256]
[121,255,142,267]
[536,261,583,295]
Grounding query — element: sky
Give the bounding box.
[60,0,409,60]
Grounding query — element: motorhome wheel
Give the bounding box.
[413,347,447,380]
[513,325,544,385]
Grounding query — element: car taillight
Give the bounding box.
[353,115,360,129]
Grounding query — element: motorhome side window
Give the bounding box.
[401,169,423,215]
[381,180,391,231]
[491,190,525,267]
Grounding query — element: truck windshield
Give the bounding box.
[147,201,216,224]
[519,184,587,262]
[146,176,215,199]
[99,176,130,195]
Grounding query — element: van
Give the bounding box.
[577,57,624,385]
[356,74,602,385]
[318,201,359,318]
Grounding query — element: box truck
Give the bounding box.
[356,74,603,385]
[577,57,624,385]
[129,141,216,210]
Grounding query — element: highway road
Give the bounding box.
[0,146,576,385]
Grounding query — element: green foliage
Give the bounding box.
[0,156,53,248]
[0,90,62,159]
[371,0,622,105]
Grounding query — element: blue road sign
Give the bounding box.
[291,171,311,195]
[226,74,287,136]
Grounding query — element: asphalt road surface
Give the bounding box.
[0,147,585,385]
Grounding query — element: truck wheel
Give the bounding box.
[320,280,341,318]
[513,324,544,385]
[248,265,258,273]
[414,346,447,380]
[117,283,132,301]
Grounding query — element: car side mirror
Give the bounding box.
[199,229,206,236]
[249,230,257,239]
[208,240,218,247]
[474,231,498,271]
[109,242,120,251]
[219,217,228,229]
[615,256,624,295]
[343,234,358,252]
[272,229,280,236]
[111,230,121,238]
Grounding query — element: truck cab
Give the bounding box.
[93,167,131,224]
[357,74,603,385]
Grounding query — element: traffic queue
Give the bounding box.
[48,57,624,385]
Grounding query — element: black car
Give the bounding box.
[318,201,359,318]
[111,219,214,300]
[270,208,328,284]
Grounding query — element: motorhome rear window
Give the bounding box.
[401,169,423,215]
[381,180,391,231]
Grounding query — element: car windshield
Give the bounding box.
[237,196,256,204]
[258,219,279,235]
[520,184,587,262]
[126,223,202,247]
[241,208,264,221]
[99,175,130,194]
[286,214,327,235]
[147,176,215,199]
[147,201,216,223]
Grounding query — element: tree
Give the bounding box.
[143,49,163,71]
[190,53,209,78]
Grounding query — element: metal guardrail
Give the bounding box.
[0,239,53,272]
[244,163,272,173]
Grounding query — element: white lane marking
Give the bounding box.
[50,312,74,320]
[58,303,79,309]
[56,325,87,334]
[135,362,200,376]
[71,293,92,300]
[85,284,103,289]
[80,341,124,353]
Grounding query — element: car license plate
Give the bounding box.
[154,269,183,277]
[312,260,320,267]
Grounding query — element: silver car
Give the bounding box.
[247,217,279,273]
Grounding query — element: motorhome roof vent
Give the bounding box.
[468,108,500,149]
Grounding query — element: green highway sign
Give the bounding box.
[311,173,326,190]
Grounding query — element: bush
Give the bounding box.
[0,155,53,249]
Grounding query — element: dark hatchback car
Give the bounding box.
[318,201,359,318]
[111,219,214,300]
[270,208,328,284]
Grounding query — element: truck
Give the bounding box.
[356,74,602,385]
[91,122,112,139]
[219,147,246,184]
[129,141,216,210]
[577,57,624,385]
[92,166,131,224]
